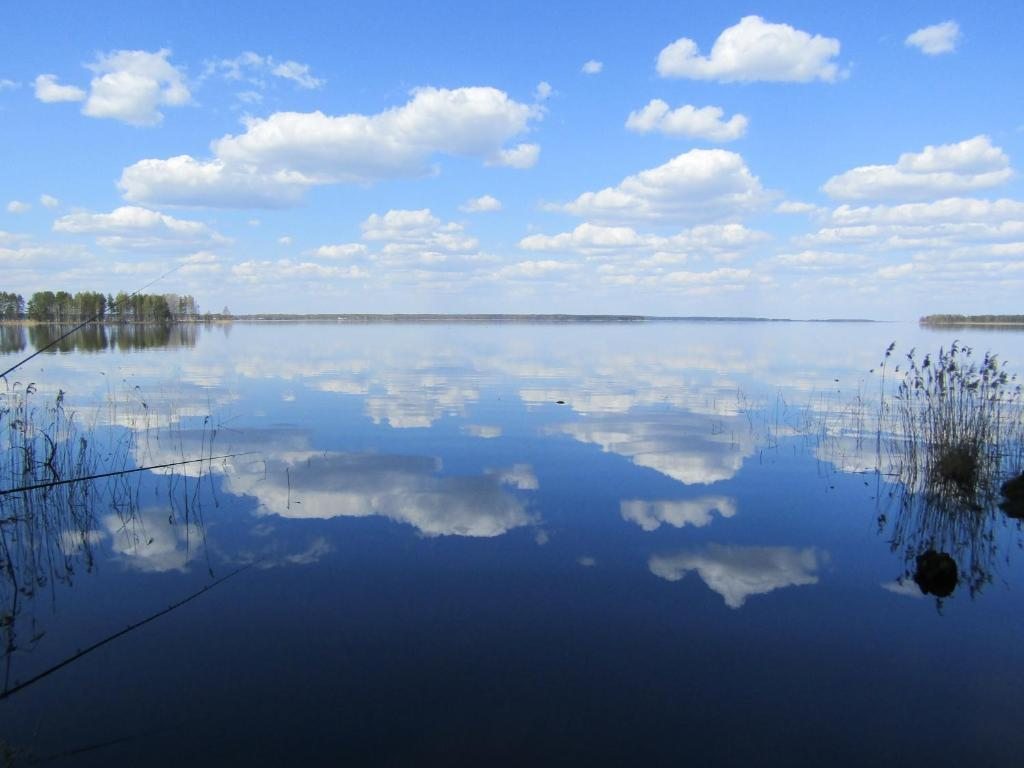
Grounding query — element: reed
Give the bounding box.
[887,342,1023,505]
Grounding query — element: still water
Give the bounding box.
[2,321,1023,765]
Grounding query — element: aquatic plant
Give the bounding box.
[887,342,1023,503]
[878,342,1024,598]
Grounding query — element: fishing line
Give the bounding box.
[0,452,255,497]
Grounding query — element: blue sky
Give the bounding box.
[2,1,1023,318]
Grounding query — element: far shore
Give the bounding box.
[1,314,882,325]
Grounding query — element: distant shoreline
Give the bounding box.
[920,315,1024,328]
[1,314,881,325]
[207,313,881,324]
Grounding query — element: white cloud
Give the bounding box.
[278,235,293,246]
[82,49,191,126]
[312,243,368,259]
[39,194,59,208]
[206,52,324,89]
[823,136,1012,201]
[492,259,578,280]
[270,60,324,89]
[906,21,960,55]
[876,262,915,279]
[460,194,502,213]
[556,149,769,224]
[6,200,30,214]
[621,496,736,531]
[119,155,308,209]
[486,142,540,169]
[361,208,478,254]
[775,250,869,268]
[581,60,603,75]
[626,100,748,142]
[33,74,86,103]
[657,16,842,82]
[302,209,487,282]
[520,222,767,257]
[53,205,227,251]
[119,86,541,207]
[233,259,369,283]
[0,79,20,91]
[534,81,553,101]
[775,200,824,215]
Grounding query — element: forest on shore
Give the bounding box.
[920,314,1024,326]
[0,291,214,323]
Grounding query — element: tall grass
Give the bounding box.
[876,342,1024,597]
[0,378,220,692]
[888,342,1023,505]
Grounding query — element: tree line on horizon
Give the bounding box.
[920,314,1024,325]
[0,291,204,323]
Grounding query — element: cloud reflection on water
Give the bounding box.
[649,544,823,608]
[621,495,737,530]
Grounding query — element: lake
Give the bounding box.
[2,320,1023,766]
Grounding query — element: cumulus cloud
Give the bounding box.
[119,155,309,209]
[775,200,825,215]
[649,545,823,608]
[302,208,489,283]
[6,200,30,214]
[787,196,1024,294]
[486,142,540,169]
[39,194,59,208]
[233,259,369,283]
[312,243,368,259]
[492,259,578,280]
[119,86,541,207]
[520,222,768,261]
[906,21,960,55]
[0,79,20,91]
[460,194,502,213]
[657,16,842,82]
[554,149,769,224]
[33,74,86,102]
[823,136,1012,201]
[80,49,191,126]
[53,205,228,251]
[582,60,603,75]
[621,496,737,531]
[626,100,748,142]
[534,81,553,101]
[362,208,479,255]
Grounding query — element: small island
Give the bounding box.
[921,314,1024,327]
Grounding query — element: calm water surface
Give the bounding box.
[2,321,1023,765]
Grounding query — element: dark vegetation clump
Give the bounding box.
[878,342,1024,599]
[888,341,1023,505]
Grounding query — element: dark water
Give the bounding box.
[2,322,1023,766]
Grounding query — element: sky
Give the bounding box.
[2,0,1023,319]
